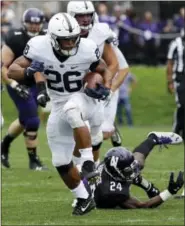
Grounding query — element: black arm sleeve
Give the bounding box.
[89,60,100,72]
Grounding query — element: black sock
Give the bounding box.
[133,174,150,191]
[27,147,37,160]
[133,137,156,159]
[2,134,15,148]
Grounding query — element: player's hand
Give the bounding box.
[36,81,50,107]
[85,83,110,100]
[25,60,44,78]
[10,81,30,99]
[167,171,184,195]
[37,91,50,108]
[167,82,174,94]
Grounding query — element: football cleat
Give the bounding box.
[72,195,96,215]
[1,141,10,168]
[1,153,10,168]
[111,126,122,147]
[29,156,48,171]
[147,132,183,145]
[146,183,160,198]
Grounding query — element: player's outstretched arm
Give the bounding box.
[121,171,184,209]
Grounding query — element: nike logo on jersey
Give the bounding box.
[71,66,78,69]
[81,201,91,212]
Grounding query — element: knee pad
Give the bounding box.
[91,127,103,146]
[56,161,73,175]
[23,117,40,140]
[63,101,85,128]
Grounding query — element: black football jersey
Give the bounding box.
[93,162,131,208]
[4,28,46,59]
[4,28,46,86]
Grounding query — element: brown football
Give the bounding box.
[83,72,103,89]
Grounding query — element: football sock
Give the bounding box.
[27,147,37,160]
[71,180,89,199]
[133,137,156,158]
[2,134,15,151]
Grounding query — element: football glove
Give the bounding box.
[168,171,184,195]
[84,83,110,100]
[24,60,44,79]
[10,80,30,100]
[36,82,50,108]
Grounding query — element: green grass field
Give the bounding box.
[1,66,184,225]
[1,126,184,225]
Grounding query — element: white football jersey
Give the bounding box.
[24,35,100,103]
[88,23,128,70]
[88,22,114,56]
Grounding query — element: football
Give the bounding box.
[83,72,103,89]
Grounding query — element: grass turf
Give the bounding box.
[1,125,184,225]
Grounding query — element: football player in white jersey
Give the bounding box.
[8,13,112,215]
[67,1,129,167]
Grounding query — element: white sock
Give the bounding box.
[95,159,100,168]
[79,147,93,163]
[71,180,89,199]
[73,155,82,165]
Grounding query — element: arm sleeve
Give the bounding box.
[167,40,177,60]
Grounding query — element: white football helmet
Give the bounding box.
[48,13,81,56]
[67,1,95,31]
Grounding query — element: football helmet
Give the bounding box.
[48,13,81,56]
[67,1,95,34]
[104,147,140,182]
[22,8,45,37]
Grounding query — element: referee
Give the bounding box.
[166,29,185,142]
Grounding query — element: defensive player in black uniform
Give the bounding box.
[88,131,184,209]
[1,8,48,170]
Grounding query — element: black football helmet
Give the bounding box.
[104,147,140,182]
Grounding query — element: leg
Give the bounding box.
[1,118,23,168]
[47,110,95,215]
[6,85,46,170]
[116,99,124,125]
[39,100,51,124]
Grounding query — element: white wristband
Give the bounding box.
[10,80,18,89]
[159,189,172,201]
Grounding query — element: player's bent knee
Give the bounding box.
[92,142,102,152]
[56,161,73,175]
[23,117,40,131]
[63,102,85,128]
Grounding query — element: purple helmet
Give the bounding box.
[22,8,45,37]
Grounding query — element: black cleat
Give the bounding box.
[1,141,10,168]
[111,126,122,147]
[1,153,10,168]
[146,183,160,198]
[29,156,48,171]
[72,195,96,215]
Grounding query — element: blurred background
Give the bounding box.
[1,1,184,65]
[1,1,184,126]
